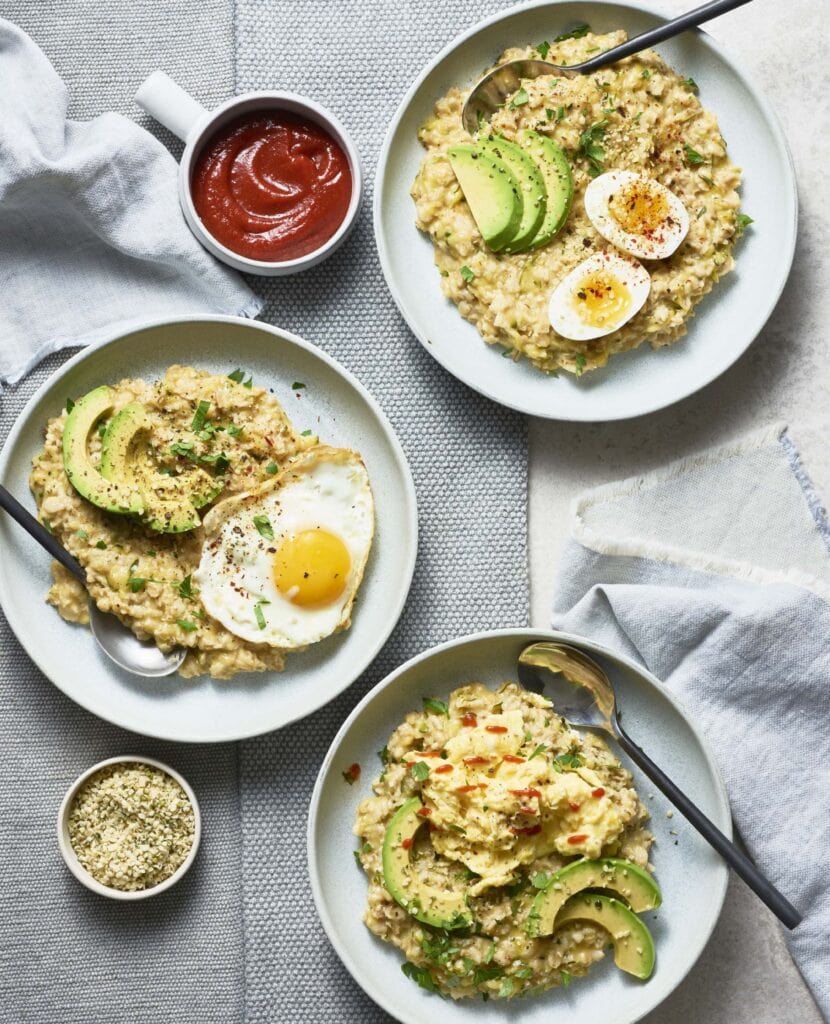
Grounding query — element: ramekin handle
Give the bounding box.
[134,71,208,142]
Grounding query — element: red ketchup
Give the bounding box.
[191,111,352,262]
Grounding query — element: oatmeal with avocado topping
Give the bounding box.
[68,762,195,891]
[412,27,745,375]
[354,682,659,1000]
[30,364,374,679]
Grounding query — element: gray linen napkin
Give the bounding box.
[550,423,830,1020]
[0,19,261,387]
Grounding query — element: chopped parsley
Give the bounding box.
[498,978,516,998]
[95,540,107,550]
[460,265,475,283]
[226,424,243,438]
[300,429,313,436]
[553,23,590,41]
[265,461,278,474]
[191,400,211,433]
[169,441,195,457]
[681,77,699,94]
[176,618,197,632]
[528,743,547,760]
[128,575,146,593]
[291,381,306,390]
[227,368,245,383]
[253,514,274,540]
[243,375,253,389]
[736,212,754,236]
[178,574,194,599]
[401,961,440,993]
[537,40,550,59]
[683,143,705,166]
[574,353,587,376]
[561,970,573,987]
[552,751,583,771]
[421,696,449,717]
[377,745,390,765]
[509,87,529,109]
[76,529,88,540]
[472,963,505,985]
[410,760,430,781]
[254,599,269,630]
[578,119,608,177]
[65,397,75,413]
[641,68,652,80]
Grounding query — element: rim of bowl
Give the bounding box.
[181,90,363,274]
[57,755,202,900]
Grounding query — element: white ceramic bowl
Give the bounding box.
[57,755,202,901]
[309,628,731,1024]
[135,72,363,276]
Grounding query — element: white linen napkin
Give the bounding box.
[551,422,830,1019]
[0,19,262,387]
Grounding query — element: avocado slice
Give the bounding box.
[554,893,655,980]
[382,797,472,930]
[478,135,547,252]
[516,130,573,251]
[528,858,661,937]
[62,386,144,515]
[447,145,522,252]
[101,403,222,534]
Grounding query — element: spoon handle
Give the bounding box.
[578,0,755,73]
[615,721,802,929]
[0,483,86,582]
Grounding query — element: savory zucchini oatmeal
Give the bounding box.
[412,26,745,375]
[354,682,660,1000]
[31,365,374,678]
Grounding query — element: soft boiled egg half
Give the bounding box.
[194,446,374,649]
[548,250,651,341]
[584,170,689,260]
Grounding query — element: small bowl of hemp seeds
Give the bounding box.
[57,756,201,900]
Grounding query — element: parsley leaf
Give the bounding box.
[95,540,107,550]
[561,970,573,987]
[683,143,705,166]
[578,119,608,176]
[291,381,306,390]
[300,429,313,436]
[575,353,587,376]
[410,760,430,781]
[226,424,243,438]
[681,77,699,94]
[176,618,197,632]
[227,368,245,383]
[472,963,506,986]
[65,397,75,413]
[528,743,547,761]
[254,599,269,630]
[736,212,754,236]
[552,752,583,771]
[178,574,194,599]
[191,400,211,433]
[422,696,449,717]
[641,68,652,80]
[401,962,440,993]
[128,575,146,593]
[460,265,475,283]
[265,461,278,474]
[509,87,529,109]
[537,40,550,59]
[253,514,274,540]
[377,746,390,765]
[553,23,590,42]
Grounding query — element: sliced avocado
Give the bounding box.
[516,130,574,251]
[554,893,655,980]
[478,135,547,252]
[62,386,144,515]
[447,145,522,252]
[528,858,661,937]
[382,797,472,930]
[100,402,147,483]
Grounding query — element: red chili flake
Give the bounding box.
[434,764,454,774]
[503,754,525,764]
[568,802,581,812]
[264,436,274,447]
[455,784,487,793]
[401,838,413,850]
[461,712,478,727]
[567,833,589,845]
[416,806,432,817]
[592,788,605,798]
[463,756,490,766]
[485,725,508,734]
[511,824,542,836]
[509,788,541,798]
[518,805,537,816]
[342,763,360,785]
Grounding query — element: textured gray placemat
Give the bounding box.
[0,2,528,1022]
[233,3,527,1020]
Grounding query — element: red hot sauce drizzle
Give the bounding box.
[191,112,352,262]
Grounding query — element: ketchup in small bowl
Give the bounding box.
[191,111,354,264]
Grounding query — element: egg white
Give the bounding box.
[548,250,651,341]
[194,446,374,649]
[584,170,689,260]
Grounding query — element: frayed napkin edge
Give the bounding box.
[568,422,830,603]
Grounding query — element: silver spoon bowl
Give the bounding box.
[0,483,185,678]
[518,641,801,929]
[462,0,754,134]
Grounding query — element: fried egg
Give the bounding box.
[584,170,689,260]
[194,446,374,648]
[548,250,651,341]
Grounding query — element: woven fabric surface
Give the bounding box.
[233,2,527,1020]
[0,6,245,1024]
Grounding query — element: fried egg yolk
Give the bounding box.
[608,180,670,235]
[273,528,351,607]
[572,270,632,329]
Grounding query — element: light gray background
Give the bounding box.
[530,2,828,1022]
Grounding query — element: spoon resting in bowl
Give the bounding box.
[462,0,754,134]
[0,483,185,678]
[518,641,802,929]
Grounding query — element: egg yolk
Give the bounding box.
[572,270,632,328]
[608,181,669,234]
[273,529,351,607]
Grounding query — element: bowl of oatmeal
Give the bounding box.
[57,755,201,900]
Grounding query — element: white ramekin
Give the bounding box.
[57,754,202,900]
[135,72,363,276]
